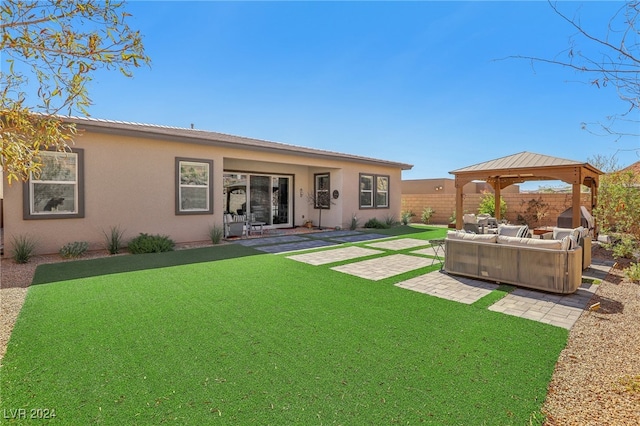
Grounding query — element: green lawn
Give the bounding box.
[0,226,567,424]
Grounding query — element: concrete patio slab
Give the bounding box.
[395,270,498,304]
[366,238,431,250]
[331,254,432,281]
[287,246,383,265]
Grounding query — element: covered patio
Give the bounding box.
[449,152,603,231]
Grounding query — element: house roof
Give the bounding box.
[66,116,413,170]
[620,161,640,175]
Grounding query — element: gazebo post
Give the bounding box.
[494,179,501,221]
[572,183,581,228]
[455,179,464,230]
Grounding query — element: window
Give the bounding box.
[314,173,330,209]
[176,158,213,214]
[359,173,389,209]
[23,149,84,219]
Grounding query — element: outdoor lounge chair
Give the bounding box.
[224,214,246,238]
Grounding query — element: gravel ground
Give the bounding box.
[1,243,639,423]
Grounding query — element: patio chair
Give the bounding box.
[463,223,481,233]
[224,214,246,238]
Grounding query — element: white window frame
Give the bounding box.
[376,175,389,208]
[314,173,331,209]
[24,149,84,219]
[359,173,389,209]
[176,158,213,215]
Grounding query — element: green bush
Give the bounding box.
[11,235,37,264]
[208,225,224,245]
[59,241,89,259]
[624,262,640,283]
[478,191,507,218]
[610,235,637,259]
[384,214,398,227]
[421,207,434,224]
[103,225,125,255]
[400,210,414,225]
[349,214,360,230]
[364,218,390,229]
[128,233,175,254]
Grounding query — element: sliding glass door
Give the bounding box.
[223,173,291,227]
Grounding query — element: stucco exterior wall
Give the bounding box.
[3,129,406,255]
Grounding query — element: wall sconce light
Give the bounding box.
[300,188,304,198]
[435,186,443,191]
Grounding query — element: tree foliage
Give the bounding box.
[593,168,640,257]
[508,1,639,142]
[478,191,507,218]
[1,0,150,183]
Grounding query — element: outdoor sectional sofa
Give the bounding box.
[444,228,584,294]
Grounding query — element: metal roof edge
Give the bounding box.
[66,116,413,170]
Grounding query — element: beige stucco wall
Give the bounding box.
[3,130,405,255]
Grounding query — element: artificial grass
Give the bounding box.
[1,228,568,425]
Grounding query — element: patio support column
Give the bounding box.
[572,183,581,228]
[455,179,464,230]
[494,180,501,221]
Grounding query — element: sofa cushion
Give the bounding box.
[497,235,563,249]
[447,231,498,243]
[553,226,583,241]
[497,224,529,238]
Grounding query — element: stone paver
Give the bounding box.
[411,246,445,259]
[489,283,599,329]
[331,254,432,281]
[255,240,337,253]
[305,230,363,239]
[234,235,310,247]
[366,238,431,250]
[287,246,383,265]
[395,271,497,304]
[330,233,389,243]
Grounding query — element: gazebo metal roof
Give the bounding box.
[449,151,604,230]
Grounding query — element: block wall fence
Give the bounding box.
[401,193,592,226]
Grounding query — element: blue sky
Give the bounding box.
[85,1,639,188]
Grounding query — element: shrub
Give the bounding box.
[59,241,89,259]
[610,235,637,259]
[421,207,434,224]
[517,197,552,228]
[128,233,175,254]
[364,218,390,229]
[208,224,224,244]
[103,225,125,255]
[624,262,640,283]
[400,210,415,225]
[478,191,507,218]
[384,214,398,227]
[349,214,360,230]
[11,235,36,264]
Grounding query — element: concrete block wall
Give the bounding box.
[401,193,592,226]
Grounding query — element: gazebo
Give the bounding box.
[449,152,603,230]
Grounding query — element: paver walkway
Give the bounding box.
[243,231,615,330]
[395,271,498,304]
[366,238,431,250]
[331,254,433,281]
[287,246,383,265]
